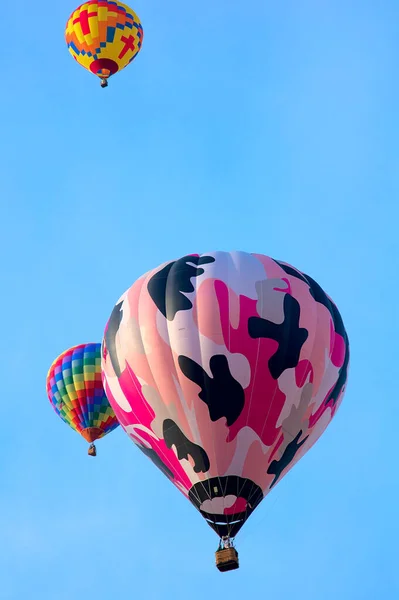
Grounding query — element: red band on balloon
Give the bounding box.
[90,58,119,76]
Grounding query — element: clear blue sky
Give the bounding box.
[1,1,398,598]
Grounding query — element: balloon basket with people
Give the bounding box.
[88,443,97,457]
[215,537,239,572]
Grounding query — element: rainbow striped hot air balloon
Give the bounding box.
[46,343,119,456]
[65,1,144,88]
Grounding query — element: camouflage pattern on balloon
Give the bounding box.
[101,251,349,537]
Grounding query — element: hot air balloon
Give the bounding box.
[47,343,119,456]
[101,252,350,570]
[65,1,144,88]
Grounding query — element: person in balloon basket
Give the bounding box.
[218,537,233,551]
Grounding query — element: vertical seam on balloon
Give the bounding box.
[277,289,312,440]
[161,260,209,498]
[96,343,111,433]
[131,265,212,502]
[120,275,182,485]
[223,250,230,535]
[49,353,72,427]
[220,253,233,535]
[236,253,265,532]
[226,252,256,536]
[178,255,215,506]
[93,345,101,431]
[68,345,87,432]
[107,286,164,451]
[84,344,94,430]
[265,270,319,495]
[242,253,262,431]
[256,264,304,507]
[87,345,94,429]
[305,290,339,454]
[241,259,299,527]
[226,251,249,536]
[190,252,222,533]
[80,346,90,430]
[135,271,183,478]
[57,352,75,427]
[283,275,320,470]
[258,262,295,444]
[77,345,90,430]
[69,346,87,431]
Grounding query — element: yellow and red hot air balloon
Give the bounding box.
[65,1,144,88]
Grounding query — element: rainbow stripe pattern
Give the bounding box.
[46,343,119,443]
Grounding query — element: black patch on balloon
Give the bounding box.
[147,254,215,320]
[163,419,210,473]
[104,301,124,377]
[178,354,245,426]
[267,430,309,487]
[274,259,350,404]
[248,294,308,379]
[136,443,174,480]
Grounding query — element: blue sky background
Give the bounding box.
[1,0,398,598]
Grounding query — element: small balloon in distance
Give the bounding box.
[46,342,119,456]
[65,1,144,88]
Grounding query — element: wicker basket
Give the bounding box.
[215,547,239,572]
[88,445,97,457]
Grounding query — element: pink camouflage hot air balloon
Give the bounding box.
[101,251,349,571]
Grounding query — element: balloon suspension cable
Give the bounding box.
[100,78,108,88]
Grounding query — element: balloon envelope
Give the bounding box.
[102,252,349,537]
[47,343,119,444]
[65,1,143,85]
